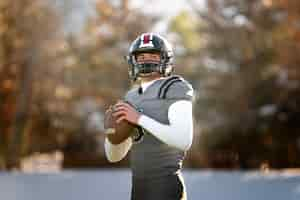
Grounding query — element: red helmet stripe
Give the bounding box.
[143,34,150,44]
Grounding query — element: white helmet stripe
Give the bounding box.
[140,33,154,48]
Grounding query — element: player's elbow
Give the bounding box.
[180,136,193,151]
[173,141,191,152]
[104,147,124,163]
[104,147,125,163]
[104,137,131,163]
[106,154,123,163]
[177,127,193,151]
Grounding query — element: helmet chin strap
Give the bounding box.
[139,73,152,77]
[139,71,160,77]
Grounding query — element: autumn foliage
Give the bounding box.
[0,0,300,170]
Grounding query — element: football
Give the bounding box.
[104,106,135,144]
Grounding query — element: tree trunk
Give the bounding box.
[7,59,33,169]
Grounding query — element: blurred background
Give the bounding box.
[0,0,300,172]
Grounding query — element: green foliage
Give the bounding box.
[169,11,203,52]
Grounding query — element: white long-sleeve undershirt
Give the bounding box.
[137,100,193,151]
[104,137,132,162]
[104,79,193,162]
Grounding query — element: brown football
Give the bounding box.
[104,107,135,144]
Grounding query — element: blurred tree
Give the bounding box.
[170,0,300,168]
[56,0,157,168]
[0,0,156,170]
[0,0,62,169]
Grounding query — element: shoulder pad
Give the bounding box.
[124,85,139,101]
[158,75,194,101]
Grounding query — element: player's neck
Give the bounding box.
[140,73,162,84]
[139,75,164,93]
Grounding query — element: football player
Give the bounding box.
[104,33,194,200]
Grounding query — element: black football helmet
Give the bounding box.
[126,33,174,81]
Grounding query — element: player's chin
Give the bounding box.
[139,71,160,76]
[138,73,153,77]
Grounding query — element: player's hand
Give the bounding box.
[112,101,141,125]
[104,105,114,129]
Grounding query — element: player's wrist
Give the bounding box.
[137,114,148,127]
[133,113,142,124]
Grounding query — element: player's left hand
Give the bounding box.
[112,101,141,125]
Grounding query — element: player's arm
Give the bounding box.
[113,100,192,151]
[113,81,194,151]
[138,100,193,151]
[103,105,133,162]
[104,137,132,162]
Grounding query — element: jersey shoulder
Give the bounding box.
[159,75,194,101]
[124,85,139,101]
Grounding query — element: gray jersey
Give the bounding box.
[124,75,194,180]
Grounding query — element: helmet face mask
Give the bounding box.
[127,33,174,81]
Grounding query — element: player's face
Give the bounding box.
[136,52,161,64]
[136,52,162,82]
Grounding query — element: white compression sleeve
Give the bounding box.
[137,100,193,151]
[104,137,132,162]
